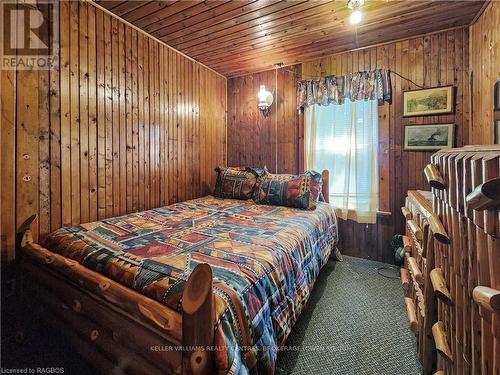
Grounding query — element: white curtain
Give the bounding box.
[305,99,378,224]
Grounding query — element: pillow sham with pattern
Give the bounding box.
[214,166,259,200]
[249,166,269,178]
[253,170,323,210]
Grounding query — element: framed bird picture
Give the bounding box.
[404,123,454,151]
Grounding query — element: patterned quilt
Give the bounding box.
[44,196,338,375]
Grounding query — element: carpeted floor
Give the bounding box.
[2,256,421,374]
[275,256,421,375]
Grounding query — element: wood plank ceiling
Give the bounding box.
[96,0,485,77]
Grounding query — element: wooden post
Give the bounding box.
[14,214,38,341]
[182,263,215,375]
[15,214,38,251]
[321,169,329,203]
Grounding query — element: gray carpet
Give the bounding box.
[276,256,422,375]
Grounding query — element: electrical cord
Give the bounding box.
[377,265,401,279]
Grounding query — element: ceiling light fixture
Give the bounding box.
[348,0,364,25]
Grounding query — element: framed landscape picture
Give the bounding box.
[404,123,454,151]
[403,85,454,117]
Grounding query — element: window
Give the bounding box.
[304,99,378,224]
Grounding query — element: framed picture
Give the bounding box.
[403,85,454,117]
[404,123,454,151]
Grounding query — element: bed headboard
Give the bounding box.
[321,170,329,203]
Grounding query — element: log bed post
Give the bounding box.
[14,214,38,341]
[182,263,215,375]
[15,214,38,251]
[321,169,329,203]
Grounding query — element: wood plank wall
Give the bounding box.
[227,65,300,174]
[227,28,469,263]
[0,1,227,262]
[469,1,500,144]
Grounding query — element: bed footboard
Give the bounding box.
[16,215,216,375]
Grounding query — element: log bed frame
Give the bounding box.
[15,170,331,375]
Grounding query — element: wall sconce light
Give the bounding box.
[348,0,364,25]
[257,85,273,117]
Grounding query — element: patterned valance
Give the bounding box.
[297,69,392,111]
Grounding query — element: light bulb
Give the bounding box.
[258,85,268,101]
[350,9,362,25]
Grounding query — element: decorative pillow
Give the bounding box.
[253,170,323,210]
[248,166,269,179]
[214,166,259,200]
